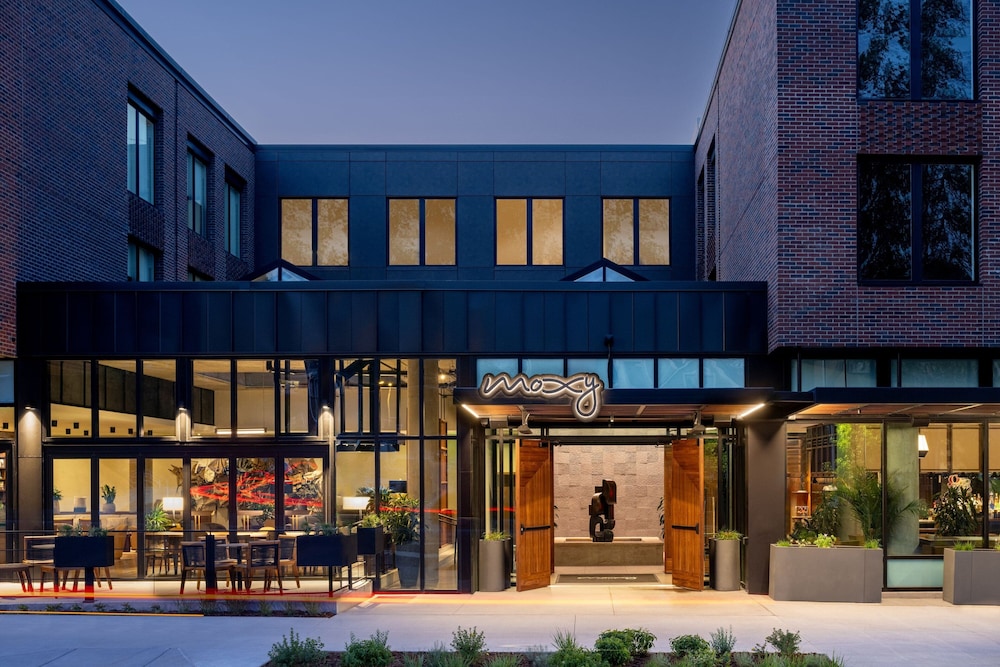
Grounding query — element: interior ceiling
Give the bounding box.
[463,400,1000,426]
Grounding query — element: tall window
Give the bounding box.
[187,151,208,237]
[128,240,155,281]
[858,0,973,100]
[126,102,154,203]
[389,199,455,266]
[226,182,241,257]
[496,199,563,265]
[602,198,670,265]
[858,159,974,282]
[280,198,348,266]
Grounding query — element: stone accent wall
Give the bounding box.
[553,445,662,539]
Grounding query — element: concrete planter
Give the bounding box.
[769,544,882,602]
[478,538,510,592]
[710,538,741,591]
[943,548,1000,605]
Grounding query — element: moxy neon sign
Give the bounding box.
[478,372,605,421]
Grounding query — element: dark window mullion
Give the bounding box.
[911,163,923,282]
[911,0,922,99]
[311,199,319,266]
[633,198,641,264]
[525,198,534,265]
[419,199,427,265]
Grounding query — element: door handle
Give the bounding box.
[520,523,551,534]
[671,523,700,535]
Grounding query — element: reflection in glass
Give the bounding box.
[703,359,745,388]
[142,360,176,438]
[920,0,972,99]
[53,459,90,523]
[192,360,230,437]
[49,360,92,438]
[98,361,136,438]
[612,359,654,389]
[859,0,910,98]
[859,161,912,280]
[100,458,137,578]
[658,358,699,388]
[922,163,973,280]
[424,199,455,266]
[279,359,320,435]
[236,360,274,436]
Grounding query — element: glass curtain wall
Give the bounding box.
[334,357,458,591]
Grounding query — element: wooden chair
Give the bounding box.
[277,535,301,588]
[0,563,33,592]
[179,541,235,593]
[240,540,282,593]
[39,564,113,592]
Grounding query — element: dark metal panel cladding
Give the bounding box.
[655,292,679,353]
[467,291,495,354]
[522,292,545,351]
[421,291,445,353]
[327,292,353,353]
[398,291,422,352]
[136,291,160,355]
[300,291,327,355]
[701,291,725,352]
[633,292,656,351]
[67,291,95,356]
[377,291,400,353]
[181,291,208,354]
[233,291,258,354]
[113,291,137,355]
[543,292,566,353]
[495,291,522,353]
[159,292,184,355]
[677,292,703,353]
[206,292,233,354]
[609,292,634,352]
[587,292,610,352]
[351,291,378,353]
[565,292,589,352]
[442,291,468,353]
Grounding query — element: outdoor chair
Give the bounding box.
[240,540,283,592]
[179,541,236,593]
[277,535,301,588]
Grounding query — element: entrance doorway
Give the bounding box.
[492,431,724,591]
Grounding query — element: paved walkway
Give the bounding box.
[0,582,999,666]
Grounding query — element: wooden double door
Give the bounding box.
[513,437,705,592]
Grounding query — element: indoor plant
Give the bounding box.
[382,494,420,587]
[144,502,172,531]
[478,530,510,592]
[357,512,385,556]
[53,489,62,513]
[709,529,742,591]
[101,484,117,513]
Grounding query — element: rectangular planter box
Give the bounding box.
[54,536,115,568]
[296,533,358,567]
[943,548,1000,605]
[769,544,882,603]
[357,526,385,555]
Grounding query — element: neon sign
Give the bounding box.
[478,372,605,421]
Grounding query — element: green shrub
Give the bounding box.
[594,634,630,666]
[547,646,605,667]
[764,628,801,657]
[710,625,737,655]
[775,539,792,547]
[451,626,487,665]
[342,629,392,667]
[863,538,881,549]
[486,655,522,667]
[674,649,718,667]
[425,644,468,667]
[670,634,711,657]
[812,534,835,548]
[552,629,581,652]
[593,628,656,663]
[953,540,977,551]
[267,628,326,667]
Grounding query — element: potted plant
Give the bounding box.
[296,522,358,568]
[769,533,883,603]
[144,502,172,532]
[709,529,742,591]
[100,484,117,513]
[53,489,62,513]
[382,494,420,587]
[943,540,1000,605]
[54,524,115,568]
[478,530,510,592]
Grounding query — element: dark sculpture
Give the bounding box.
[589,479,617,542]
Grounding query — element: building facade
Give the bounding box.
[3,0,1000,596]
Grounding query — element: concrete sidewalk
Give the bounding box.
[0,585,998,666]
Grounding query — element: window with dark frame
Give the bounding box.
[187,150,208,237]
[858,159,975,283]
[126,101,154,203]
[127,240,156,282]
[388,198,455,266]
[602,198,670,266]
[858,0,973,100]
[495,198,563,265]
[225,181,241,257]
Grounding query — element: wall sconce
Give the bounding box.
[162,496,184,527]
[918,434,929,458]
[175,407,192,442]
[319,404,333,442]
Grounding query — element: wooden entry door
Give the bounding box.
[516,439,553,591]
[669,438,704,590]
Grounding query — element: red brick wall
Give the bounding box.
[0,0,255,358]
[698,0,998,352]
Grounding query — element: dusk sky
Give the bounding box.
[115,1,737,145]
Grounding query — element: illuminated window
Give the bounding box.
[496,199,563,265]
[602,198,670,265]
[389,199,455,266]
[280,198,348,266]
